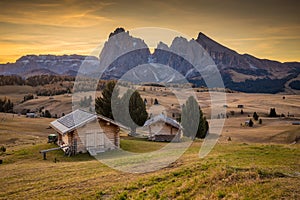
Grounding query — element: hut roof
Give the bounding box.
[50,109,97,135]
[143,114,182,129]
[50,109,127,135]
[97,114,129,130]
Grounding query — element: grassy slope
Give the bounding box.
[0,89,300,199]
[0,140,299,199]
[0,114,53,148]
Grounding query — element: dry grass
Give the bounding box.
[0,140,299,199]
[0,113,53,148]
[0,87,300,199]
[13,94,73,117]
[0,113,299,199]
[0,85,35,103]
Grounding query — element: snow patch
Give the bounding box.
[185,68,195,77]
[249,64,258,70]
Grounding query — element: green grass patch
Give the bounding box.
[0,138,299,199]
[120,137,167,153]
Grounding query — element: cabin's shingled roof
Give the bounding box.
[143,114,182,129]
[50,109,128,135]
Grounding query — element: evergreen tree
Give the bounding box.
[248,119,254,127]
[0,97,13,113]
[253,112,259,121]
[182,96,208,139]
[116,89,148,135]
[197,116,209,139]
[95,81,118,119]
[79,95,93,107]
[269,108,277,117]
[44,110,52,118]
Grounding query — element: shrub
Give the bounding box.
[23,94,34,102]
[0,146,6,152]
[217,191,226,199]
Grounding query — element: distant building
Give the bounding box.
[237,105,244,108]
[143,114,182,142]
[26,113,37,118]
[50,109,124,155]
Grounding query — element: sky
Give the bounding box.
[0,0,299,63]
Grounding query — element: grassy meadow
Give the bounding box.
[0,114,299,199]
[0,86,300,199]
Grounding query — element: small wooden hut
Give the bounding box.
[50,109,123,155]
[143,114,182,142]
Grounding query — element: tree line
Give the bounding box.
[0,75,75,86]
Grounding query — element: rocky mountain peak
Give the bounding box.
[99,28,149,71]
[196,32,237,55]
[1,28,299,94]
[156,41,169,50]
[109,27,126,38]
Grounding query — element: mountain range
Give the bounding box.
[1,28,299,94]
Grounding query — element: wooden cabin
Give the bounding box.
[143,114,182,142]
[50,109,123,156]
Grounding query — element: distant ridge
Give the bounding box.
[0,28,299,94]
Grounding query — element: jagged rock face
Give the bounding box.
[196,32,295,79]
[0,28,299,93]
[99,30,150,79]
[99,30,300,93]
[109,27,125,38]
[194,33,300,93]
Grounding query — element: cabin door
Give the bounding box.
[86,132,104,149]
[95,132,104,149]
[86,133,95,149]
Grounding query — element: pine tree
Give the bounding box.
[253,112,259,121]
[44,110,52,118]
[117,89,148,135]
[197,116,209,139]
[0,97,13,113]
[269,108,277,117]
[95,81,119,119]
[182,96,208,139]
[248,119,254,127]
